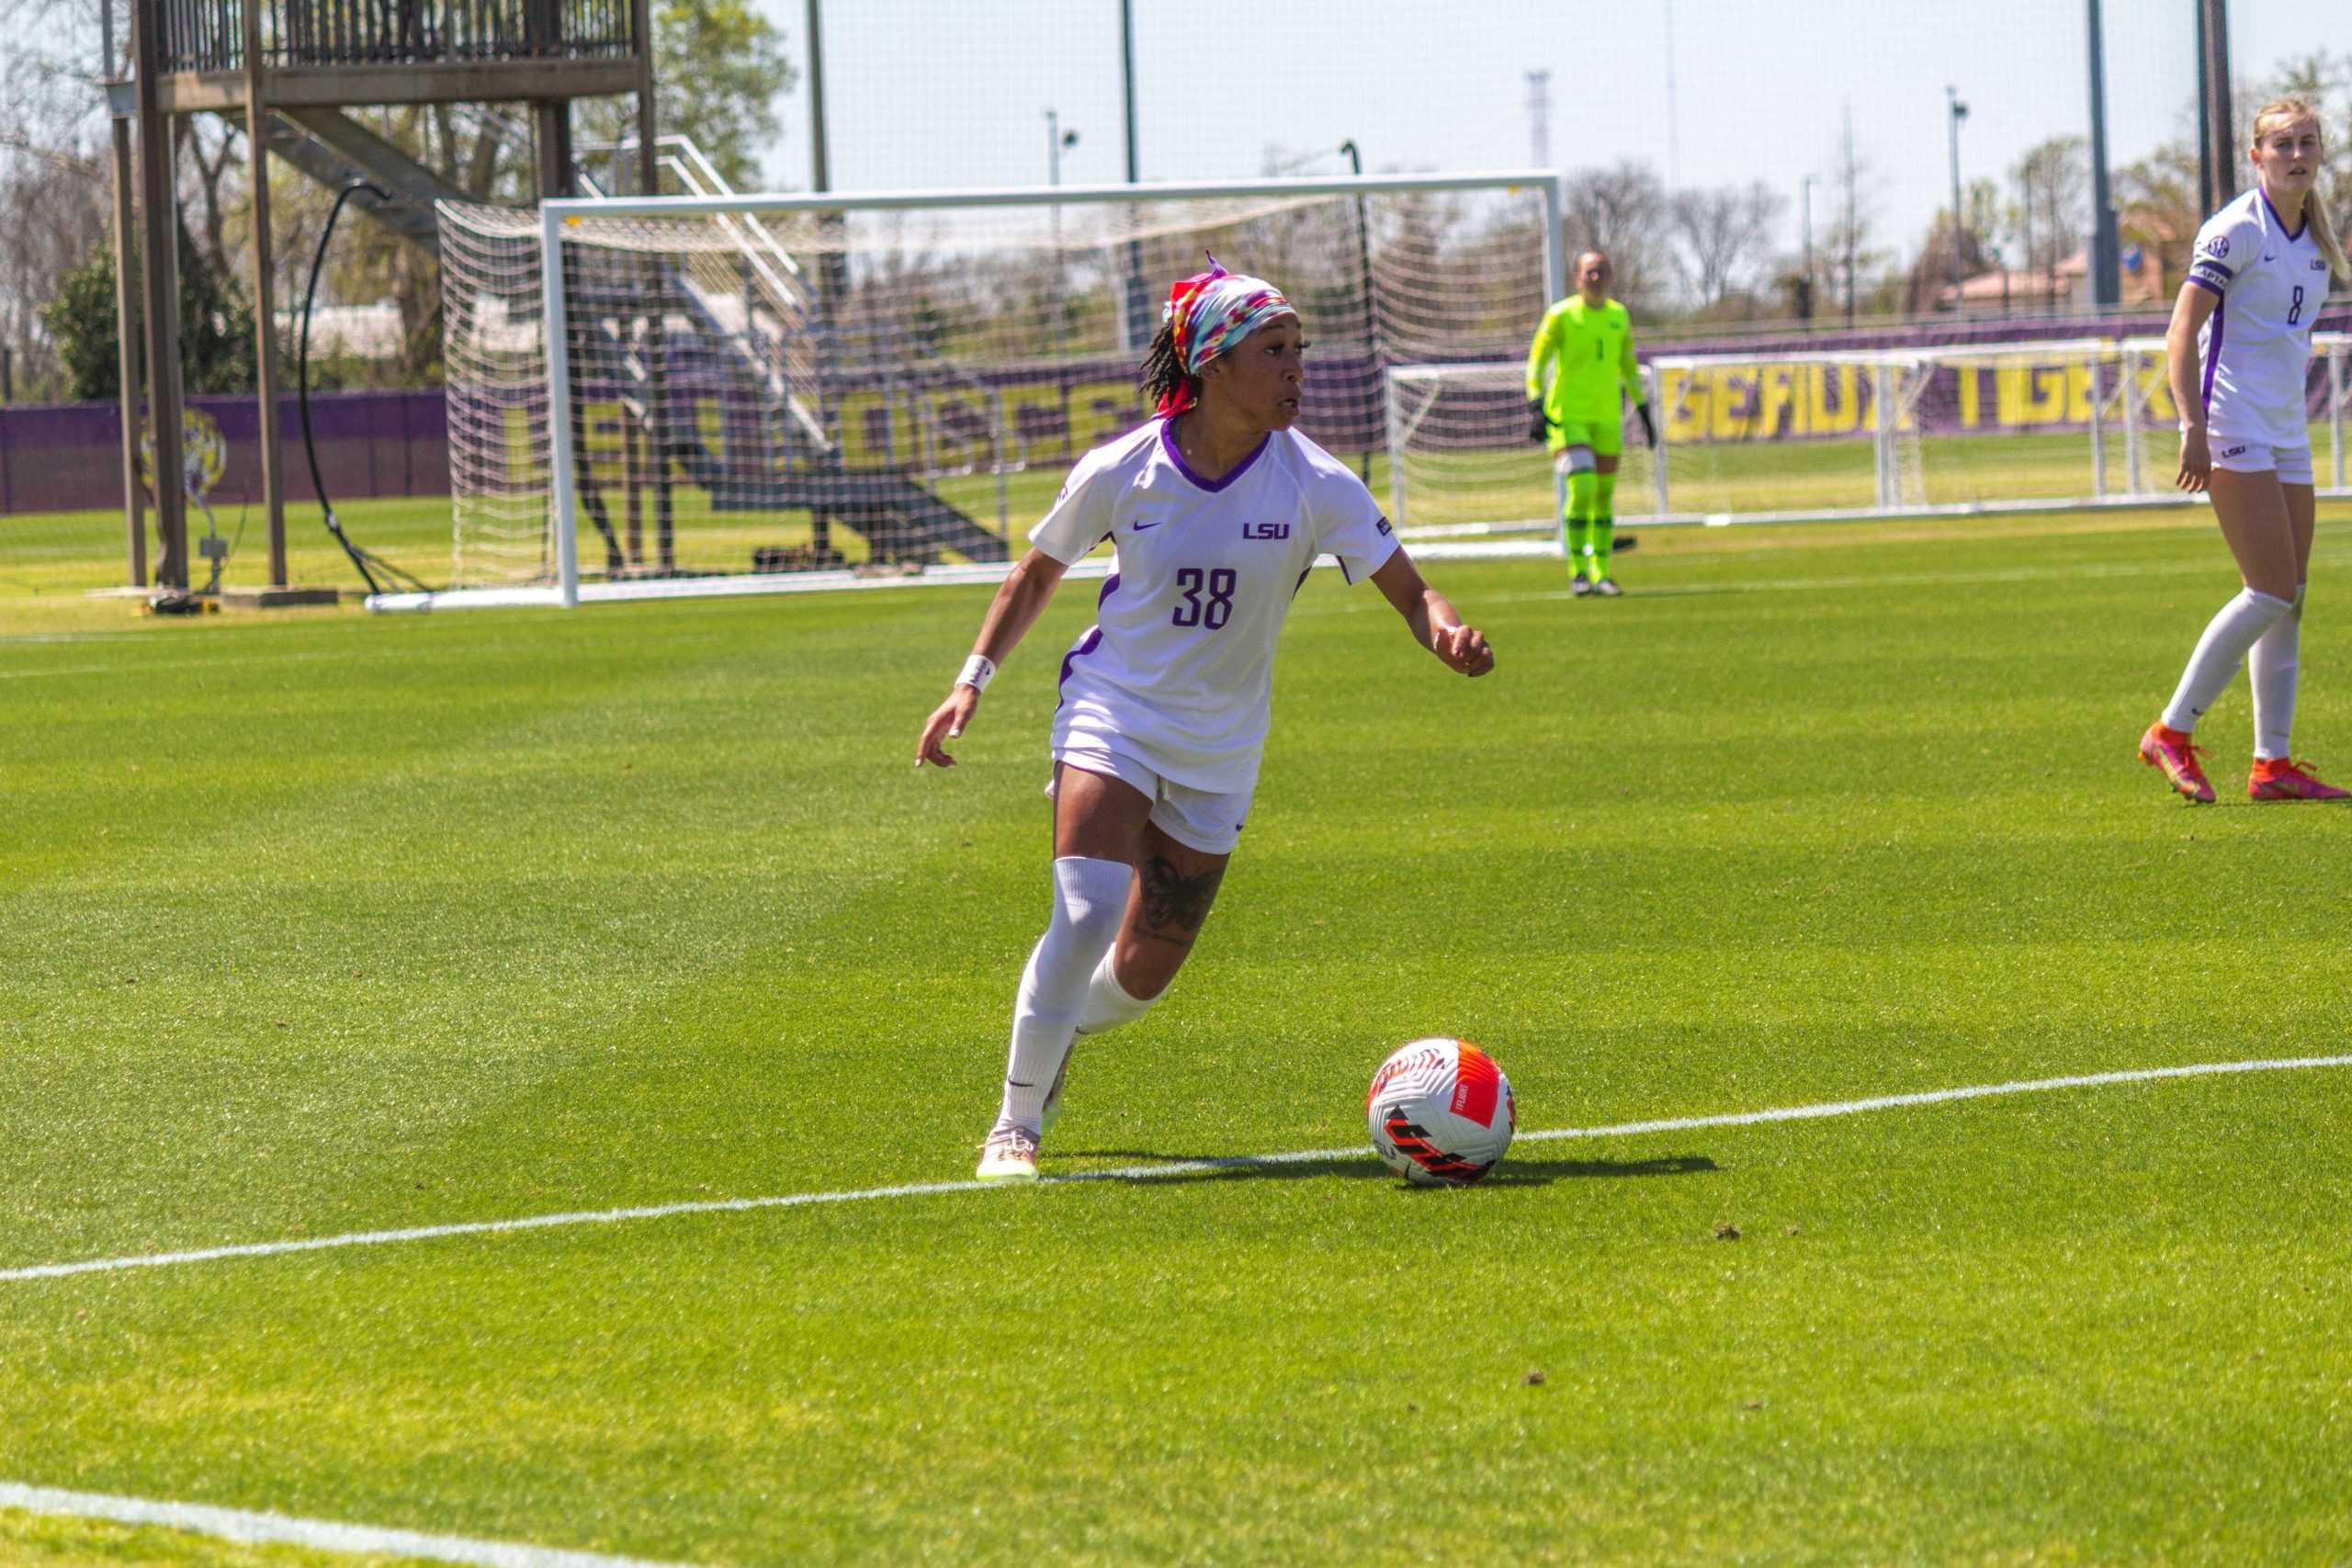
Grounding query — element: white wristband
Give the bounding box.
[956,653,997,693]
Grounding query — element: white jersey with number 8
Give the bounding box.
[1028,418,1400,794]
[2186,188,2327,449]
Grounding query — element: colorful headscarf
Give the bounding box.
[1158,256,1296,415]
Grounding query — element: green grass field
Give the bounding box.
[6,496,2352,1565]
[20,421,2335,611]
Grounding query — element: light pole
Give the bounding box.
[1946,86,1970,312]
[1799,174,1820,321]
[1046,109,1080,456]
[1046,108,1078,187]
[1340,139,1376,485]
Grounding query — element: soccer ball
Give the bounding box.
[1366,1037,1516,1186]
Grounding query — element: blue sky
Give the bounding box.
[760,0,2333,268]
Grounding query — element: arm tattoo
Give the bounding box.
[1138,855,1225,945]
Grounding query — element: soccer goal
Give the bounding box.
[1386,333,2352,534]
[399,171,1565,611]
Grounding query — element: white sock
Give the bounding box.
[2161,587,2294,733]
[2250,583,2306,761]
[1075,948,1157,1038]
[996,856,1129,1134]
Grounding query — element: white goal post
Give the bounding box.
[398,171,1566,612]
[1385,333,2352,536]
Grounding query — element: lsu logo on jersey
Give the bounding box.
[2220,443,2249,459]
[1241,521,1291,540]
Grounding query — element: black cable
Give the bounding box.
[298,179,431,597]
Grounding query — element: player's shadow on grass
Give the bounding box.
[1068,1152,1716,1187]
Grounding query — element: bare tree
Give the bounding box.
[0,0,115,398]
[1561,159,1668,310]
[0,142,109,397]
[1825,107,1887,322]
[2007,135,2087,297]
[1667,181,1785,309]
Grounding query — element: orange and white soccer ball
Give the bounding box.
[1366,1037,1516,1186]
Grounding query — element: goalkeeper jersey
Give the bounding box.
[1525,295,1644,428]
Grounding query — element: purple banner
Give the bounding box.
[0,390,447,517]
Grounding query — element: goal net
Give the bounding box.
[1387,333,2352,533]
[420,173,1560,609]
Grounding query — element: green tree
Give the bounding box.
[40,220,256,401]
[582,0,794,190]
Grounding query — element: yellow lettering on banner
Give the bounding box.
[691,399,729,472]
[2140,362,2178,424]
[833,392,891,468]
[1956,365,1982,428]
[999,383,1070,460]
[1709,369,1753,442]
[579,400,626,479]
[2066,363,2095,423]
[1805,365,1861,435]
[1996,364,2072,425]
[1078,386,1145,449]
[1754,365,1795,439]
[1659,367,1703,443]
[503,404,540,478]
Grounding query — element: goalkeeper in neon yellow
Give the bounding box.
[1526,250,1655,596]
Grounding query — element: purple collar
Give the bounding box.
[1159,418,1271,493]
[2259,189,2308,242]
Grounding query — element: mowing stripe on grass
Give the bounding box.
[0,1481,690,1567]
[5,1054,2346,1285]
[1474,545,2352,606]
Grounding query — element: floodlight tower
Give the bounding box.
[1947,86,1971,311]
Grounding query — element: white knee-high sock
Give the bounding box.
[1074,949,1157,1037]
[2250,583,2306,761]
[2161,587,2295,733]
[997,856,1129,1134]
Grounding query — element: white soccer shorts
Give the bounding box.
[1046,738,1251,856]
[2208,436,2315,485]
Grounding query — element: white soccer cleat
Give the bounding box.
[975,1123,1041,1183]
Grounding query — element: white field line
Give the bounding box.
[5,1054,2348,1287]
[1470,543,2352,606]
[0,1481,690,1568]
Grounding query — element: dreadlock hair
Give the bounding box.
[1138,317,1200,412]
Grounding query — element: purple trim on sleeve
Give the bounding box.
[2259,190,2307,242]
[1340,532,1401,587]
[2186,272,2226,299]
[1158,419,1271,493]
[2200,299,2225,415]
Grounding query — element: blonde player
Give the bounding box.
[916,260,1495,1182]
[1526,250,1656,596]
[2141,99,2351,803]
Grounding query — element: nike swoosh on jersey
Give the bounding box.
[1132,518,1164,531]
[2262,252,2278,262]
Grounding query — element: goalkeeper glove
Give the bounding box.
[1527,400,1551,444]
[1634,403,1657,448]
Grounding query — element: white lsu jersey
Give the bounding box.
[2186,189,2327,447]
[1028,417,1401,794]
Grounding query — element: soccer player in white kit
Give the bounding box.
[915,260,1496,1181]
[2140,99,2352,803]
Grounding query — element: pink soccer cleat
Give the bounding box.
[2247,757,2352,802]
[2139,722,2214,804]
